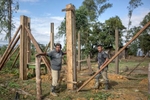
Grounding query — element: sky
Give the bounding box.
[0,0,150,47]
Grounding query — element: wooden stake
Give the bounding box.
[36,56,42,100]
[65,4,76,90]
[77,21,150,92]
[115,28,119,74]
[50,23,54,50]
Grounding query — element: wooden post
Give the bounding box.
[20,15,28,80]
[77,21,150,92]
[78,31,81,71]
[148,63,150,94]
[36,56,42,100]
[65,4,76,90]
[27,18,31,63]
[50,23,54,50]
[115,28,119,74]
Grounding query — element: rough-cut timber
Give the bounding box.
[20,16,28,80]
[0,25,21,70]
[65,4,76,90]
[115,28,119,74]
[50,23,54,50]
[36,56,42,100]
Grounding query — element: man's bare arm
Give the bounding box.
[36,52,47,57]
[100,58,109,68]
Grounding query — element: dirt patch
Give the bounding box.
[108,73,128,81]
[139,78,148,85]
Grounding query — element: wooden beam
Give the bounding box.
[11,53,20,69]
[115,28,119,74]
[36,56,42,100]
[77,21,150,92]
[25,27,51,73]
[78,31,81,71]
[20,15,28,80]
[6,45,19,62]
[50,23,54,50]
[65,4,76,90]
[27,17,31,63]
[0,25,21,65]
[0,35,20,70]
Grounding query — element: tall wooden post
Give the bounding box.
[20,15,28,80]
[148,63,150,94]
[115,28,119,74]
[65,4,76,90]
[27,17,31,63]
[36,56,42,100]
[50,23,54,50]
[78,31,81,71]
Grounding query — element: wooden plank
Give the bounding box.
[25,27,51,73]
[27,17,31,63]
[20,15,28,80]
[115,28,119,74]
[50,23,54,50]
[78,31,81,71]
[0,35,20,70]
[6,45,19,62]
[44,41,50,52]
[77,21,150,92]
[11,53,20,68]
[65,4,76,90]
[0,25,21,66]
[36,56,42,100]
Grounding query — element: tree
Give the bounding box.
[139,12,150,54]
[0,0,19,43]
[126,0,143,42]
[82,0,112,21]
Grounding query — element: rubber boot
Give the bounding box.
[105,83,109,90]
[50,86,58,96]
[93,81,100,89]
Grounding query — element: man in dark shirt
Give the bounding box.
[94,45,109,90]
[37,43,66,96]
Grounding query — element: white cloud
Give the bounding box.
[17,9,30,14]
[19,0,39,2]
[121,7,150,28]
[11,15,65,46]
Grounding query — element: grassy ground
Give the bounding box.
[0,56,150,100]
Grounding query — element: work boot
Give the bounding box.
[105,83,109,90]
[50,86,58,96]
[93,81,100,89]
